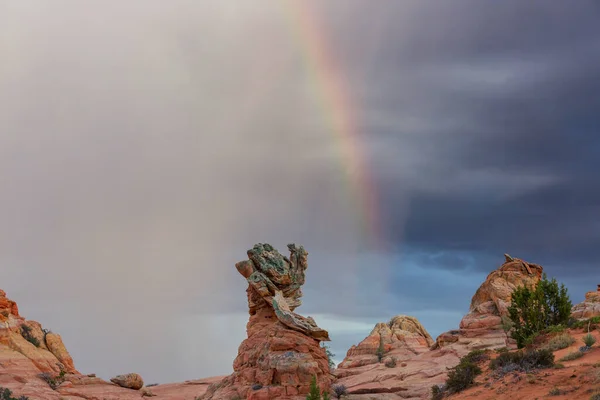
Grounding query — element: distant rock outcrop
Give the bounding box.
[338,315,434,369]
[335,315,455,398]
[434,254,543,350]
[571,285,600,320]
[111,373,144,390]
[202,244,332,400]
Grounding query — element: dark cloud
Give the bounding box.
[1,0,599,383]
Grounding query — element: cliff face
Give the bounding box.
[202,244,332,400]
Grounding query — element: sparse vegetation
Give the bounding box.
[543,333,575,351]
[583,333,597,348]
[571,316,600,330]
[376,334,385,363]
[559,351,584,362]
[549,387,566,396]
[321,343,336,371]
[489,348,554,373]
[306,375,329,400]
[331,384,348,399]
[20,325,40,348]
[0,388,29,400]
[591,392,600,400]
[430,384,445,400]
[38,364,67,390]
[440,350,488,395]
[507,274,572,348]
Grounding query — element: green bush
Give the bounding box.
[507,274,572,348]
[38,364,67,390]
[306,375,329,400]
[443,351,487,394]
[571,316,600,330]
[0,388,29,400]
[583,333,597,348]
[558,351,584,362]
[376,335,385,363]
[489,349,554,372]
[543,334,575,351]
[20,325,40,348]
[430,384,445,400]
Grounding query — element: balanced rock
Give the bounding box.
[110,373,144,390]
[571,285,600,320]
[434,255,543,350]
[202,244,332,399]
[338,315,433,369]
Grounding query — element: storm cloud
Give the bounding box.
[1,0,599,382]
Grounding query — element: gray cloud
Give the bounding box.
[2,0,599,383]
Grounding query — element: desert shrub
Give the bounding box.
[331,384,347,399]
[547,324,567,333]
[583,333,597,348]
[553,363,565,369]
[20,325,40,348]
[385,357,397,368]
[490,349,554,372]
[463,349,489,364]
[376,335,385,363]
[572,316,600,330]
[508,274,572,348]
[444,353,482,394]
[0,388,29,400]
[559,351,584,362]
[321,343,336,371]
[430,384,445,400]
[543,334,575,351]
[549,387,566,396]
[495,347,509,354]
[590,393,600,400]
[38,365,66,390]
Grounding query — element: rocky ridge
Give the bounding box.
[571,284,600,320]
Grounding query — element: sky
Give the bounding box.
[1,0,600,383]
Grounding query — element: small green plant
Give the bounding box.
[0,387,29,400]
[590,392,600,400]
[376,334,385,363]
[306,375,329,400]
[547,324,566,333]
[20,325,40,348]
[443,351,486,394]
[543,334,575,351]
[321,343,336,371]
[553,363,565,369]
[559,351,584,362]
[583,333,597,348]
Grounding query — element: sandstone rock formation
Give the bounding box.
[110,373,144,390]
[571,285,600,320]
[202,243,332,400]
[338,315,434,369]
[434,254,543,350]
[0,288,224,400]
[335,316,456,398]
[335,255,546,399]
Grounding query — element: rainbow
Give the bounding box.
[281,1,383,249]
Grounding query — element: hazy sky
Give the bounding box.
[1,0,600,383]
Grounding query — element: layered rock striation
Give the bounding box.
[571,285,600,320]
[434,254,543,350]
[202,244,332,400]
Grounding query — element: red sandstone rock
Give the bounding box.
[202,244,332,400]
[110,372,144,390]
[433,254,543,351]
[571,285,600,319]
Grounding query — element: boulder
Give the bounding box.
[110,373,144,390]
[202,243,332,399]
